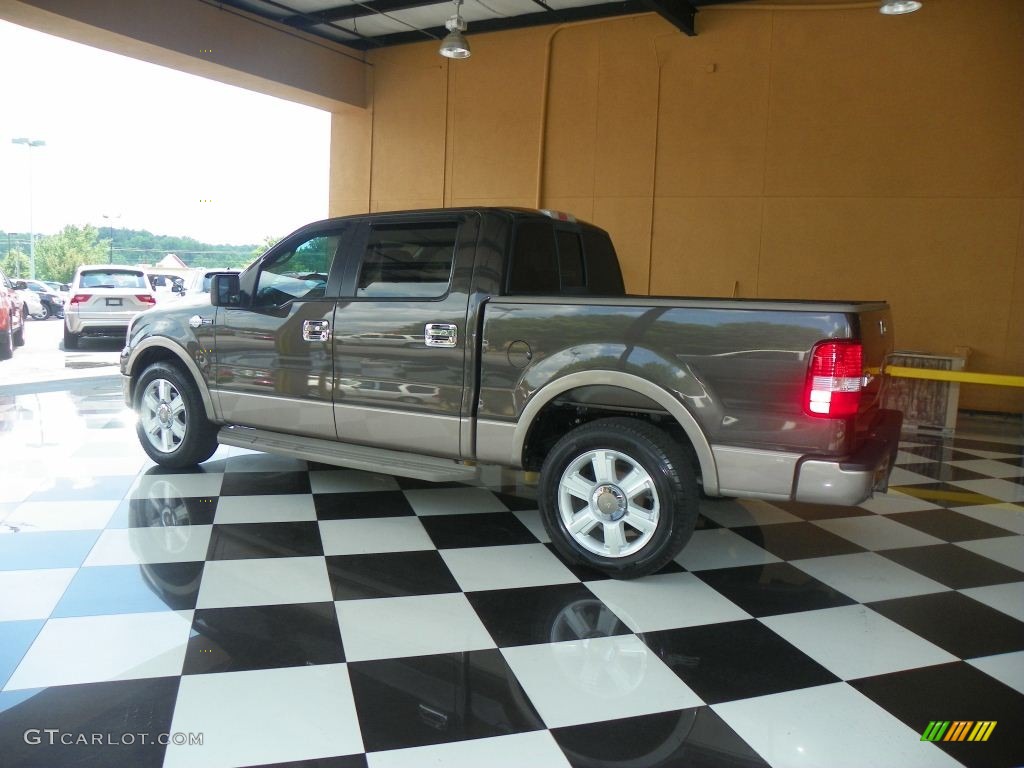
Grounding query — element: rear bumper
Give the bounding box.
[793,409,903,506]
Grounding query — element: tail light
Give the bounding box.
[804,340,863,418]
[69,294,91,305]
[136,294,157,305]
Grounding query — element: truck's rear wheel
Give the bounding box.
[135,362,219,468]
[539,417,698,579]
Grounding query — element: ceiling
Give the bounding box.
[215,0,752,51]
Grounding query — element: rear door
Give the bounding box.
[332,212,478,459]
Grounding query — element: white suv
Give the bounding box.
[64,266,157,349]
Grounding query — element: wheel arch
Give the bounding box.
[126,338,218,422]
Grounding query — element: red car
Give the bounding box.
[0,267,27,360]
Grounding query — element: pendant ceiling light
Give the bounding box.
[439,0,470,59]
[879,1,922,14]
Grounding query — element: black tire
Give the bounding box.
[63,325,80,350]
[539,417,699,579]
[134,362,219,468]
[13,311,25,347]
[0,323,12,360]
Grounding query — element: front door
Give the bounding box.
[332,213,478,459]
[214,226,351,439]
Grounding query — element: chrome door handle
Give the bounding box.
[424,323,457,347]
[303,319,331,342]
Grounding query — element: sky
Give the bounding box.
[0,19,330,245]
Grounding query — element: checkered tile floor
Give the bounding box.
[1,384,1022,768]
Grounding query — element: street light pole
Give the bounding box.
[103,213,122,264]
[11,137,46,280]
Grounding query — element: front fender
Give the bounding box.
[123,334,219,422]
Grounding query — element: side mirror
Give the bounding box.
[12,280,27,290]
[211,273,241,307]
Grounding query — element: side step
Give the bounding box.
[217,426,480,483]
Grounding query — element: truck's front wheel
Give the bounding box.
[135,362,219,468]
[539,418,698,579]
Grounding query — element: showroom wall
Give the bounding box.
[329,0,1023,413]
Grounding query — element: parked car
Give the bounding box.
[18,279,65,319]
[122,208,901,579]
[64,265,157,349]
[16,285,44,319]
[43,280,70,293]
[182,268,241,297]
[0,267,27,360]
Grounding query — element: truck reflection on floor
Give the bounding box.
[129,469,765,767]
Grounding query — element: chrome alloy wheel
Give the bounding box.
[557,449,660,559]
[139,378,188,453]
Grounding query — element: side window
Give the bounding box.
[556,230,586,291]
[254,233,341,307]
[508,220,558,294]
[356,222,458,299]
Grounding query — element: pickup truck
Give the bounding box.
[121,207,902,578]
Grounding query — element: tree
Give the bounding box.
[35,225,111,282]
[1,248,30,279]
[251,235,280,262]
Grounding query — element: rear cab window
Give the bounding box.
[506,216,625,296]
[77,269,148,289]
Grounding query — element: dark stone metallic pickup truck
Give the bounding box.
[122,207,902,578]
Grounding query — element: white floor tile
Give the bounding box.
[955,535,1024,572]
[960,582,1024,622]
[404,487,509,516]
[967,651,1024,695]
[83,526,213,566]
[792,552,948,603]
[714,683,963,768]
[3,610,192,690]
[0,568,76,621]
[441,544,577,591]
[320,517,434,556]
[512,509,550,543]
[950,458,1024,478]
[214,494,317,524]
[813,516,943,551]
[888,468,936,487]
[197,556,332,609]
[698,499,802,528]
[164,664,363,768]
[760,605,956,680]
[309,470,399,494]
[587,572,750,632]
[336,593,495,661]
[951,478,1024,503]
[674,528,781,572]
[130,473,223,499]
[369,731,571,768]
[951,503,1024,535]
[503,635,703,728]
[858,492,942,515]
[1,500,118,532]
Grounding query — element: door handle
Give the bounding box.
[424,323,457,348]
[302,319,331,342]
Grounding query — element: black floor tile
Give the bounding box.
[541,543,684,581]
[897,462,989,482]
[110,495,218,528]
[767,502,874,521]
[0,677,180,768]
[206,522,324,560]
[891,483,1002,508]
[950,438,1023,455]
[899,445,980,463]
[879,544,1023,589]
[887,509,1017,542]
[492,491,539,511]
[185,602,344,674]
[393,477,471,490]
[348,649,544,752]
[220,471,312,496]
[642,620,839,704]
[695,513,723,530]
[695,562,857,617]
[313,491,414,520]
[851,662,1024,768]
[867,591,1024,659]
[420,512,539,549]
[552,707,769,768]
[143,460,228,475]
[995,456,1024,469]
[733,522,865,561]
[466,583,629,647]
[326,550,461,600]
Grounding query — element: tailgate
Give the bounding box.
[855,305,896,432]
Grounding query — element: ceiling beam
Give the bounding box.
[641,0,697,36]
[282,0,439,28]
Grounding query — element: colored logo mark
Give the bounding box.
[921,721,996,742]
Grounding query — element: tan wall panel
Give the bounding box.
[653,11,772,198]
[543,27,599,199]
[650,197,762,297]
[329,105,372,217]
[763,0,1024,198]
[592,197,653,294]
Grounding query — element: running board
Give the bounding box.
[217,426,480,483]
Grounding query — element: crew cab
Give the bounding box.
[122,208,901,578]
